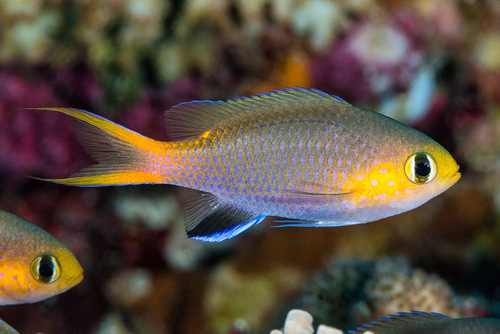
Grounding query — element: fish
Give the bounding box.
[348,311,500,334]
[0,210,83,304]
[0,318,18,334]
[35,88,461,242]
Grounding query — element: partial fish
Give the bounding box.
[35,88,460,242]
[0,210,83,304]
[0,318,18,334]
[348,311,500,334]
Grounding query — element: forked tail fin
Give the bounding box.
[33,108,168,186]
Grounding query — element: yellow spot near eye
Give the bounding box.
[353,161,416,205]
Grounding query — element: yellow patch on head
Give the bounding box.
[351,162,412,205]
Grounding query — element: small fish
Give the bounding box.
[0,210,83,304]
[348,311,500,334]
[36,88,460,242]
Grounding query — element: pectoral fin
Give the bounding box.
[273,220,360,227]
[283,182,356,205]
[184,194,266,242]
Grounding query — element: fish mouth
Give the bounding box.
[69,272,84,287]
[451,171,461,183]
[448,164,461,185]
[440,166,460,189]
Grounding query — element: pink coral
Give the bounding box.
[311,14,423,104]
[0,68,101,184]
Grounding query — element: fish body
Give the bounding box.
[37,88,460,242]
[349,311,500,334]
[0,210,83,304]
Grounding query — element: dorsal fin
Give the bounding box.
[348,311,449,333]
[163,87,350,141]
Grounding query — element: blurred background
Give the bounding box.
[0,0,499,333]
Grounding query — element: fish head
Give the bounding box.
[0,236,83,305]
[353,138,460,219]
[396,141,461,206]
[23,245,83,304]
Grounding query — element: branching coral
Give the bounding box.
[270,309,314,334]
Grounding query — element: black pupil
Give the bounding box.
[415,155,431,178]
[39,257,55,278]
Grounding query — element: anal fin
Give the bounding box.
[184,194,266,242]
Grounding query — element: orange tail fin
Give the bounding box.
[34,108,168,186]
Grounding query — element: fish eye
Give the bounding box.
[31,254,61,284]
[405,152,437,184]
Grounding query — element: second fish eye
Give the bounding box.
[405,152,436,184]
[31,254,61,284]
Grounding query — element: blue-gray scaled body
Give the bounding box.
[349,311,500,334]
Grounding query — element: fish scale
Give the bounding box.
[166,121,354,211]
[35,88,460,242]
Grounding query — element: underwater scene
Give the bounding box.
[0,0,499,333]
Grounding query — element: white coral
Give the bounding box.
[291,0,347,50]
[271,309,343,334]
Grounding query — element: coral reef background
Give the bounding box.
[0,0,499,333]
